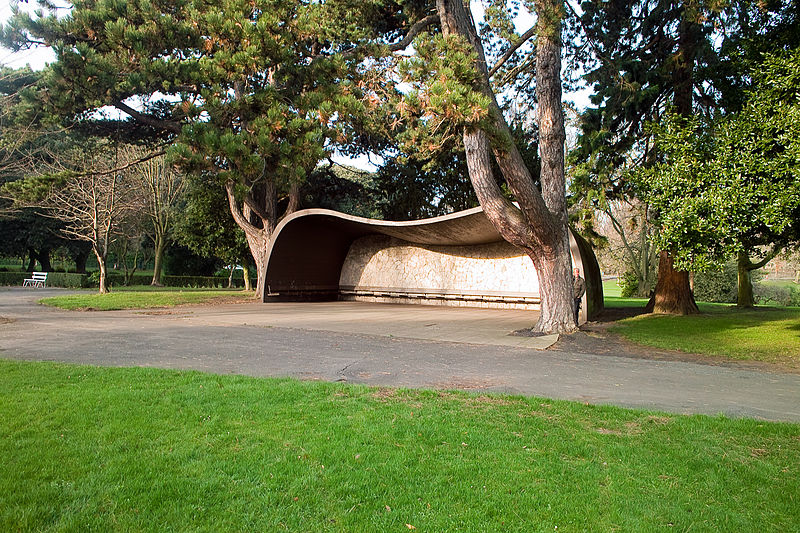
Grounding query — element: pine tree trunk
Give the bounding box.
[436,0,576,334]
[151,236,166,286]
[645,251,699,314]
[528,246,575,333]
[244,230,269,299]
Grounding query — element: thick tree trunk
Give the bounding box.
[648,7,700,314]
[645,251,699,314]
[151,236,166,286]
[436,0,576,334]
[38,248,52,271]
[26,248,37,271]
[737,251,755,308]
[250,233,269,298]
[225,182,271,299]
[74,249,89,273]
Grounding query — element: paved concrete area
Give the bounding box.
[1,287,799,422]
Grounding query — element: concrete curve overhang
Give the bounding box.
[263,207,603,320]
[264,207,506,298]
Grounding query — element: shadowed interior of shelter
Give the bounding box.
[264,208,603,323]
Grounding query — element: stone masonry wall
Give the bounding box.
[339,235,540,302]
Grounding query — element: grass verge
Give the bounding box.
[608,300,800,367]
[2,360,798,531]
[39,286,251,310]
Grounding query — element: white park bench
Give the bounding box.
[22,271,48,288]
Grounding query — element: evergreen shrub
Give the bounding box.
[618,270,640,297]
[693,263,738,303]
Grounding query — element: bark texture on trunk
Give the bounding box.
[645,251,698,314]
[436,0,576,333]
[737,253,755,308]
[736,248,779,308]
[95,250,109,294]
[227,182,270,300]
[151,236,166,286]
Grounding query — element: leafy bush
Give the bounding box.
[0,271,89,288]
[103,273,253,289]
[693,263,738,303]
[618,270,640,297]
[755,283,800,307]
[1,271,252,289]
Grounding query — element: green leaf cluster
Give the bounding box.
[396,33,492,160]
[635,49,800,271]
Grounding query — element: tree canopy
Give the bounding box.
[635,48,800,305]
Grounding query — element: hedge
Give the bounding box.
[0,271,254,289]
[0,272,90,288]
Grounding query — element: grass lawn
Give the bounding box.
[610,305,800,367]
[600,279,800,367]
[39,286,252,311]
[1,360,798,531]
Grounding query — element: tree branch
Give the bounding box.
[487,25,536,79]
[747,245,782,271]
[335,13,439,60]
[225,181,261,236]
[388,14,440,53]
[82,148,168,177]
[113,100,182,134]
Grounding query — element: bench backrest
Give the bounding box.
[31,272,48,281]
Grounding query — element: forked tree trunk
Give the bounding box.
[241,226,269,298]
[95,250,109,294]
[737,254,755,308]
[645,251,698,314]
[225,181,271,299]
[437,0,576,334]
[736,248,780,308]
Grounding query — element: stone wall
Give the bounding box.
[339,235,540,308]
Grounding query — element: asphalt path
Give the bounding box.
[1,287,799,422]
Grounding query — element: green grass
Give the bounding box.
[1,360,798,531]
[601,280,800,366]
[759,279,799,290]
[602,278,623,298]
[39,286,251,310]
[610,304,800,367]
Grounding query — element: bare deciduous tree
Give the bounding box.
[126,147,185,285]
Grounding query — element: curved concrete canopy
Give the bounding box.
[264,207,603,321]
[265,207,502,296]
